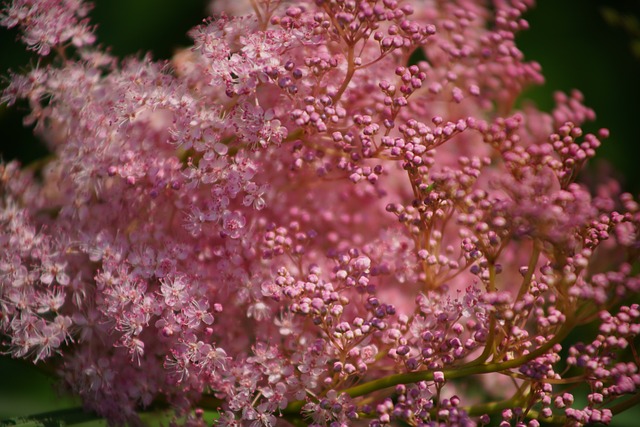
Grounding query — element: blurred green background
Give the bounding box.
[516,0,640,195]
[1,0,640,426]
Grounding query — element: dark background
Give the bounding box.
[516,0,640,194]
[0,1,640,425]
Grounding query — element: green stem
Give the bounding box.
[284,315,577,415]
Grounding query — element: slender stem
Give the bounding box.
[284,314,577,414]
[468,262,499,365]
[332,46,356,104]
[515,244,540,302]
[249,0,264,25]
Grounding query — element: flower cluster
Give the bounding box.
[1,0,639,426]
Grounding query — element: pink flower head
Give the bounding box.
[1,0,639,426]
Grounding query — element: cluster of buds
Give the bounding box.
[1,0,639,426]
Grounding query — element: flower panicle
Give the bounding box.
[1,0,639,426]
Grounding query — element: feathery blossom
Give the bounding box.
[1,0,639,426]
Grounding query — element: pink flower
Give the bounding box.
[222,210,246,239]
[1,0,639,425]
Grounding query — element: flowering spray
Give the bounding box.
[1,0,639,426]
